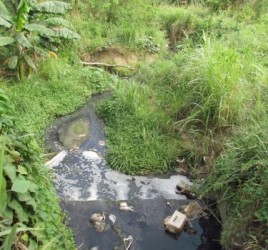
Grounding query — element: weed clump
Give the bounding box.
[0,89,75,249]
[202,120,268,249]
[98,81,179,175]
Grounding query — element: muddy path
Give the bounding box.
[45,93,222,250]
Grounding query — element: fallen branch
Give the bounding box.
[80,61,135,70]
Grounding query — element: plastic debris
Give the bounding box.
[166,201,174,212]
[109,214,116,224]
[176,182,197,199]
[45,150,67,169]
[124,235,133,250]
[164,210,187,234]
[183,202,207,220]
[120,202,134,212]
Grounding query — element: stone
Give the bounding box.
[89,213,104,223]
[164,211,187,234]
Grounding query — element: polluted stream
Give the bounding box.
[45,93,222,250]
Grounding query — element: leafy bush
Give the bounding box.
[0,88,75,249]
[0,0,79,80]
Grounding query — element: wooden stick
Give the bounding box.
[80,61,135,70]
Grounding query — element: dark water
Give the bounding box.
[45,93,222,250]
[63,199,222,250]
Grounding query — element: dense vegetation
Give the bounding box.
[0,90,75,248]
[1,0,267,249]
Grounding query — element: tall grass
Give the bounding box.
[177,35,254,128]
[68,0,165,53]
[97,81,180,175]
[201,117,268,249]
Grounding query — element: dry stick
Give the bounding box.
[80,61,135,70]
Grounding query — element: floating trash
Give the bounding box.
[119,202,134,212]
[124,235,133,250]
[109,214,117,224]
[164,210,187,234]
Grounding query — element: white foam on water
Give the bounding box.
[151,175,191,199]
[51,150,192,201]
[82,151,102,161]
[104,171,130,200]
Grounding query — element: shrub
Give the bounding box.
[0,88,75,249]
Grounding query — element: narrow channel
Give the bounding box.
[45,93,222,250]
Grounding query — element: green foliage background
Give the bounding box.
[0,90,75,249]
[0,0,267,249]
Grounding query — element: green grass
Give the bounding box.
[201,118,268,249]
[69,0,166,54]
[1,0,268,249]
[98,81,180,175]
[0,90,76,249]
[97,3,268,248]
[1,57,112,143]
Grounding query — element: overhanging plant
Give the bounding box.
[0,0,80,81]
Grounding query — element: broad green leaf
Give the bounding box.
[0,207,13,224]
[26,198,37,210]
[17,192,33,202]
[4,163,17,182]
[0,37,15,46]
[0,1,12,22]
[16,33,32,48]
[16,0,30,31]
[28,239,38,250]
[0,16,12,28]
[17,165,28,175]
[23,54,36,70]
[17,0,26,10]
[25,23,55,36]
[8,200,29,222]
[7,56,19,69]
[34,1,71,14]
[28,182,38,193]
[55,28,80,39]
[11,178,31,193]
[33,46,48,56]
[18,192,37,210]
[45,17,74,29]
[39,38,58,51]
